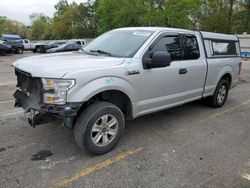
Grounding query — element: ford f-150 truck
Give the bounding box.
[13,27,242,155]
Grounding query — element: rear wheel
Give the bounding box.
[207,79,230,108]
[74,102,125,155]
[0,50,6,56]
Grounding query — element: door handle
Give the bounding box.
[179,68,188,74]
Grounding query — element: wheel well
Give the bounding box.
[221,73,232,88]
[78,90,133,120]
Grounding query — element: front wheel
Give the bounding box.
[74,102,125,155]
[207,79,230,108]
[16,47,23,54]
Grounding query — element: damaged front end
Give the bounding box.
[13,68,81,128]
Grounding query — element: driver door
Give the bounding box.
[137,33,206,115]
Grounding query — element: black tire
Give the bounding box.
[74,102,125,155]
[16,47,23,54]
[0,50,6,56]
[36,47,41,53]
[207,79,230,108]
[32,49,37,53]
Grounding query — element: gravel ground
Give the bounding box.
[0,52,249,188]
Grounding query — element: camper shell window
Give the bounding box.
[211,40,237,56]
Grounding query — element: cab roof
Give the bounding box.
[115,27,239,41]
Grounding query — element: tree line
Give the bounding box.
[1,0,250,40]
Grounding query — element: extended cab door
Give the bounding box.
[23,39,30,50]
[137,32,207,116]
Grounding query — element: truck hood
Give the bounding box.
[13,52,125,78]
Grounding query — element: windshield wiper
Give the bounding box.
[90,49,112,56]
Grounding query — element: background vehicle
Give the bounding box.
[13,27,241,155]
[238,34,250,58]
[0,41,12,55]
[1,34,21,41]
[18,39,43,53]
[3,41,24,54]
[37,41,67,53]
[47,40,85,53]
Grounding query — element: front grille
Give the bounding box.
[15,68,42,105]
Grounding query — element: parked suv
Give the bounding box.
[0,41,12,55]
[13,27,241,155]
[3,41,24,54]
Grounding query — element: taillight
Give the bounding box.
[239,62,242,75]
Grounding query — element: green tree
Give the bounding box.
[94,0,164,34]
[52,1,96,39]
[241,0,250,32]
[29,13,52,40]
[55,0,69,16]
[0,18,29,38]
[163,0,201,29]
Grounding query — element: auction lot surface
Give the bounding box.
[0,52,250,188]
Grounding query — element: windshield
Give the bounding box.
[83,30,153,57]
[58,40,75,48]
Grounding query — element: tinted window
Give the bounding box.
[212,40,236,55]
[24,40,29,43]
[152,36,182,61]
[183,35,200,60]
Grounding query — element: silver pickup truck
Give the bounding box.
[13,27,242,155]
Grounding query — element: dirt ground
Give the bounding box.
[0,52,250,188]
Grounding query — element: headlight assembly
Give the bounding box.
[41,78,75,105]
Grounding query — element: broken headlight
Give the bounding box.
[41,78,75,105]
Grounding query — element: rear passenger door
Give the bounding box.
[178,34,207,99]
[23,40,30,49]
[138,33,207,115]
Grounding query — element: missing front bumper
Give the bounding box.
[14,89,82,128]
[14,69,82,128]
[28,110,56,128]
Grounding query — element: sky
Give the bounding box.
[0,0,87,25]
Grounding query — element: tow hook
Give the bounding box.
[28,110,54,128]
[28,110,39,128]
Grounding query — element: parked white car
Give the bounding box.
[13,27,242,155]
[19,39,43,52]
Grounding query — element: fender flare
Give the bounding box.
[213,65,233,93]
[67,76,137,104]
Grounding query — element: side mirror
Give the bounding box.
[146,51,171,69]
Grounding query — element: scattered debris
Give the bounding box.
[31,150,53,161]
[200,157,203,160]
[39,156,76,169]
